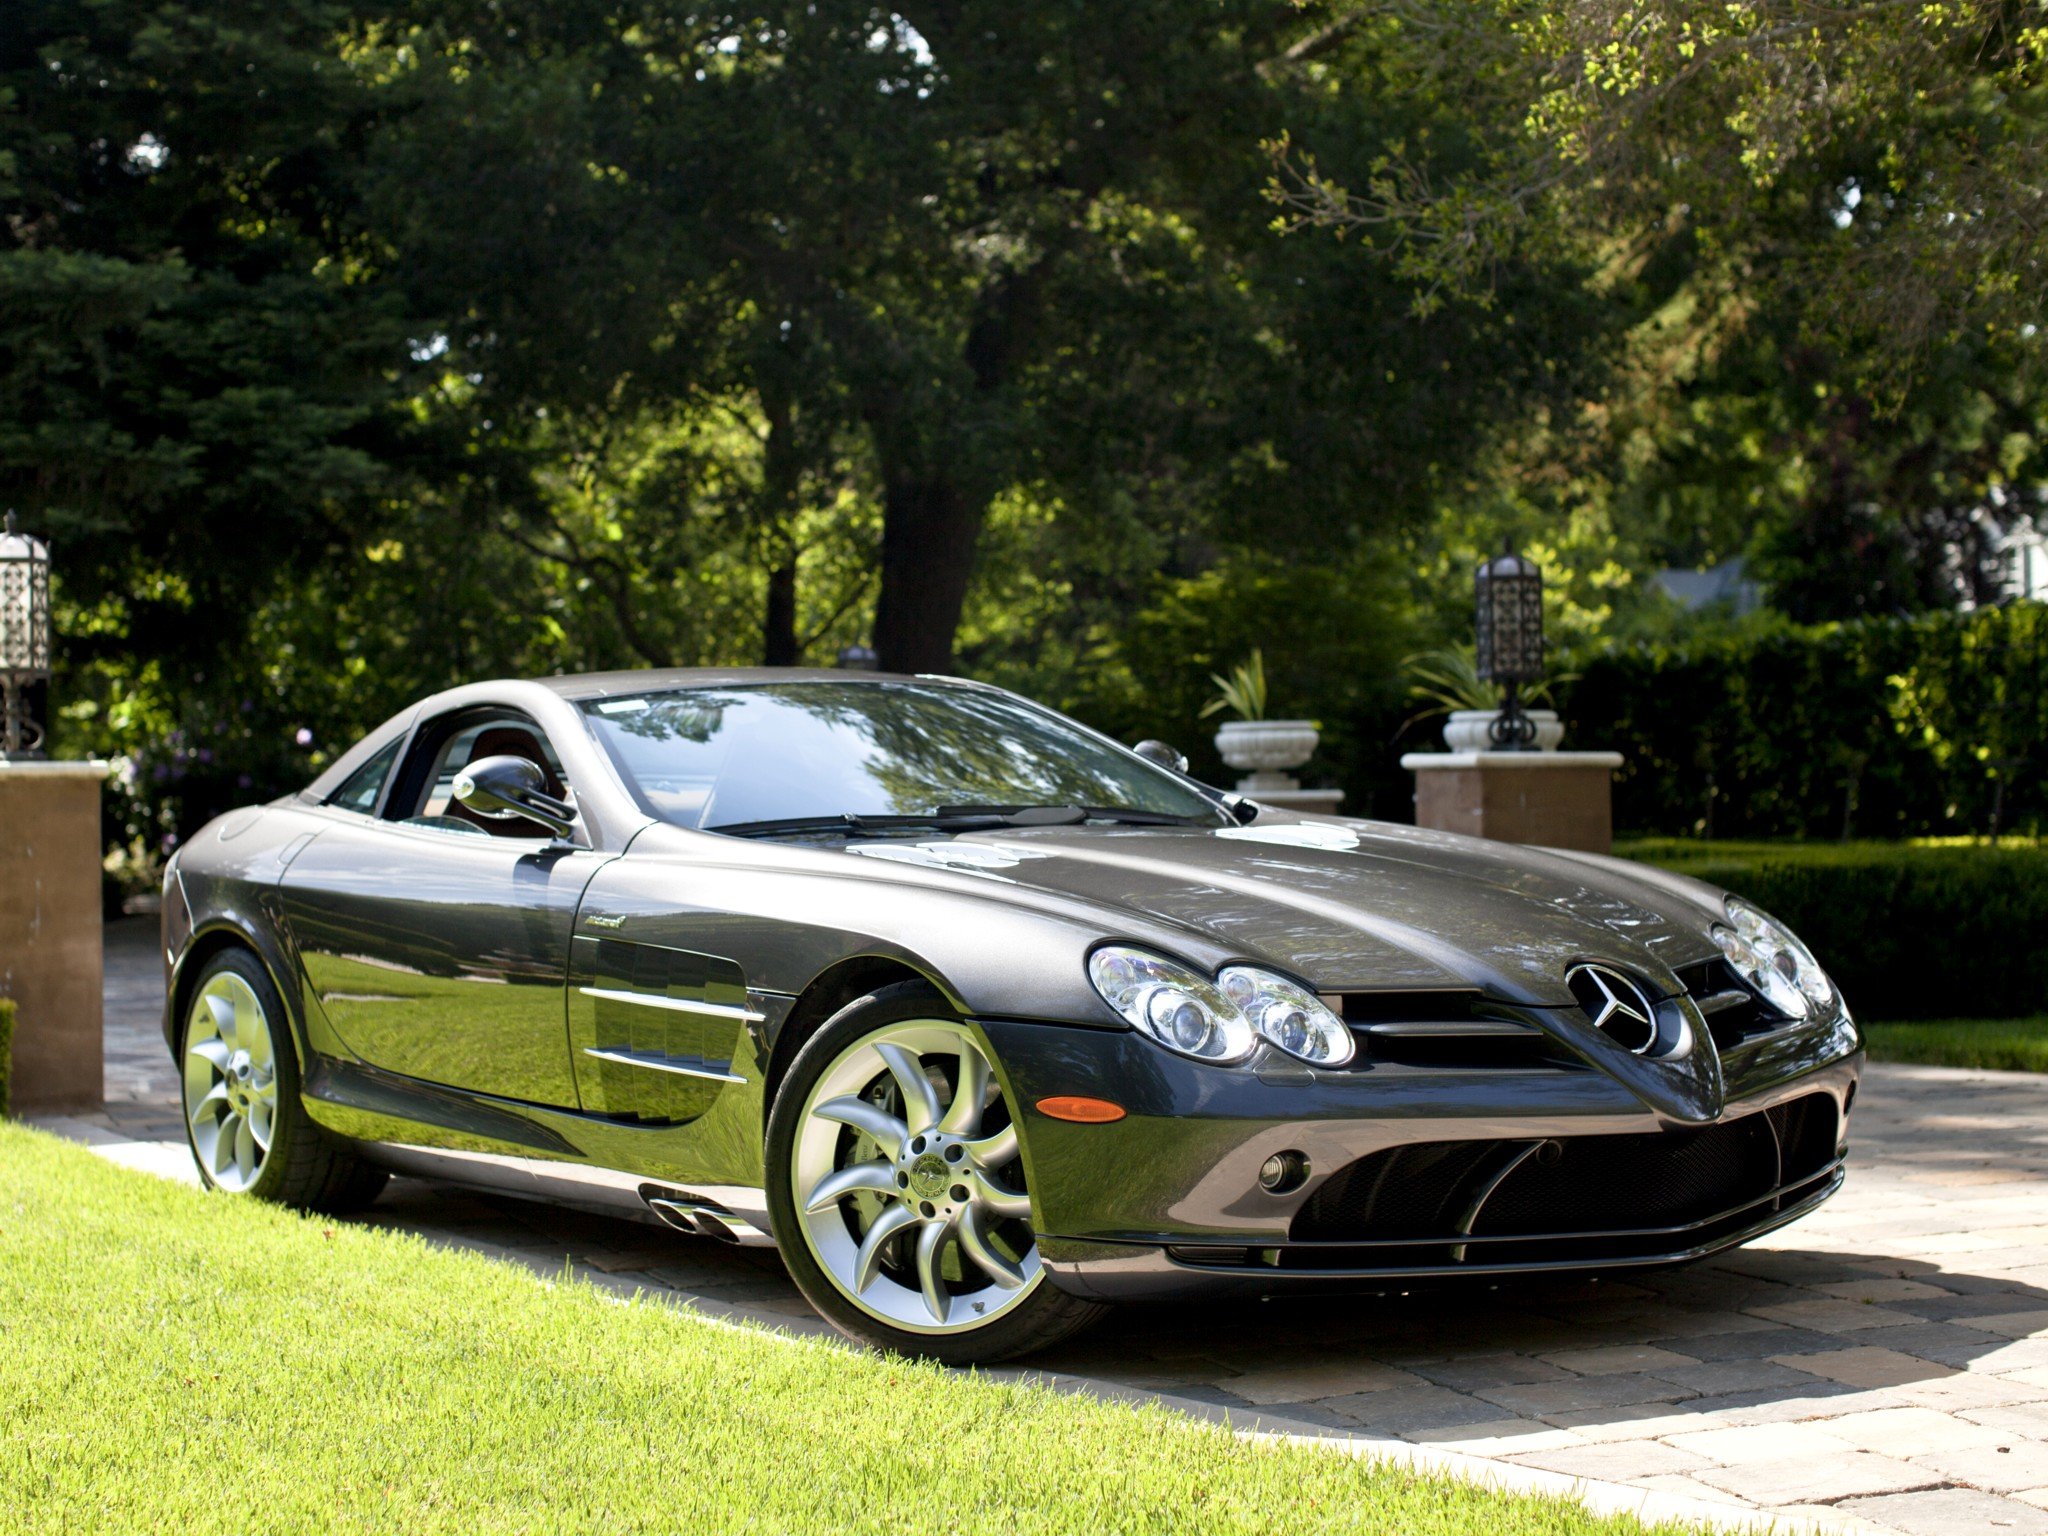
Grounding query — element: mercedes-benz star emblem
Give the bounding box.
[1567,963,1663,1056]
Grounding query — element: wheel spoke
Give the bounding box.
[971,1170,1031,1221]
[938,1037,991,1135]
[875,1043,941,1136]
[814,1096,909,1160]
[956,1206,1026,1290]
[188,1038,231,1073]
[189,1081,230,1122]
[803,1159,896,1215]
[914,1220,950,1324]
[235,1118,257,1183]
[213,1112,243,1178]
[247,1099,273,1153]
[965,1123,1017,1168]
[851,1202,918,1294]
[203,991,238,1049]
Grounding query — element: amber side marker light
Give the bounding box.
[1036,1095,1126,1124]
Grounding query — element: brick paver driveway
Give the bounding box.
[74,919,2048,1535]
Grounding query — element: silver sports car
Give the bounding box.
[162,669,1861,1361]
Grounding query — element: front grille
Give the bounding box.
[1672,955,1796,1051]
[1334,990,1587,1071]
[1292,1091,1840,1249]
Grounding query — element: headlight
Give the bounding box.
[1711,898,1835,1018]
[1087,946,1353,1066]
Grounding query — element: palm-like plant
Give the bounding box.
[1200,649,1270,722]
[1403,645,1574,720]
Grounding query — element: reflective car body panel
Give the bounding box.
[163,667,1862,1299]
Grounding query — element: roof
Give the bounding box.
[529,667,959,700]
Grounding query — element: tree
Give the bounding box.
[1270,2,2048,383]
[0,0,421,678]
[360,0,1598,672]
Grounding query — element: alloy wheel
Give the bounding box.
[183,970,280,1193]
[791,1020,1042,1334]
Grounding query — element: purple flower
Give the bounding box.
[295,727,313,747]
[196,748,213,764]
[237,774,253,789]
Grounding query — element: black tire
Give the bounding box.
[765,981,1107,1364]
[178,947,389,1214]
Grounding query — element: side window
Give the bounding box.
[405,712,572,839]
[326,738,402,816]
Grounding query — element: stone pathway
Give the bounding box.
[51,919,2048,1535]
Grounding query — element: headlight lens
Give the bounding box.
[1711,898,1835,1018]
[1088,946,1353,1066]
[1219,965,1355,1065]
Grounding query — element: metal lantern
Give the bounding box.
[1474,541,1544,750]
[836,643,880,671]
[0,510,52,759]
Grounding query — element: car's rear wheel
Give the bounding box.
[179,947,388,1212]
[766,983,1106,1363]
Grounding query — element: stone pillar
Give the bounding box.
[0,762,109,1113]
[1401,750,1623,854]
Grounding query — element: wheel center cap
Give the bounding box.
[230,1053,252,1083]
[906,1152,950,1200]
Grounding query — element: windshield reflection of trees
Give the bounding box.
[593,684,1216,822]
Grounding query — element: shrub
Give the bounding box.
[1562,604,2048,841]
[0,997,13,1115]
[1625,840,2048,1021]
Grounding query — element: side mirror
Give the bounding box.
[1132,739,1190,776]
[453,755,576,839]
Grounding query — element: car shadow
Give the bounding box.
[347,1170,2048,1444]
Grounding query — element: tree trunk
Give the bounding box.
[763,556,799,665]
[871,473,983,675]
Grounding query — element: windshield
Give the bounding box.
[577,681,1225,833]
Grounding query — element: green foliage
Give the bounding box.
[0,1124,1678,1536]
[1565,605,2048,840]
[1273,2,2048,385]
[0,998,12,1116]
[1403,644,1574,719]
[1861,1018,2048,1074]
[1200,650,1270,723]
[1625,839,2048,1020]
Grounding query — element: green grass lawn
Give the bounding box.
[0,1124,1676,1536]
[1862,1017,2048,1072]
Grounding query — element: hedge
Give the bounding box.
[1625,839,2048,1022]
[0,997,12,1115]
[1561,604,2048,841]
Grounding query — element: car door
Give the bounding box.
[277,706,613,1107]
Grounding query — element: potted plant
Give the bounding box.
[1403,645,1571,751]
[1200,650,1320,776]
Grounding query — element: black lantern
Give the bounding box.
[836,643,879,671]
[0,511,52,760]
[1474,541,1544,751]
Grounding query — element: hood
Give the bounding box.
[842,816,1724,1009]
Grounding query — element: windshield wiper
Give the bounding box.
[936,804,1207,828]
[708,805,1206,839]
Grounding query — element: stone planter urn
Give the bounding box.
[1215,719,1320,775]
[1442,708,1565,753]
[1212,719,1342,812]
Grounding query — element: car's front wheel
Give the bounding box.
[766,983,1106,1363]
[179,947,387,1212]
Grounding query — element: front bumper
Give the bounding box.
[980,1015,1861,1302]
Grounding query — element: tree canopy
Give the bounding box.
[1,0,2041,856]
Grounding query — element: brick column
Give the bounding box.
[0,762,109,1113]
[1401,751,1624,854]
